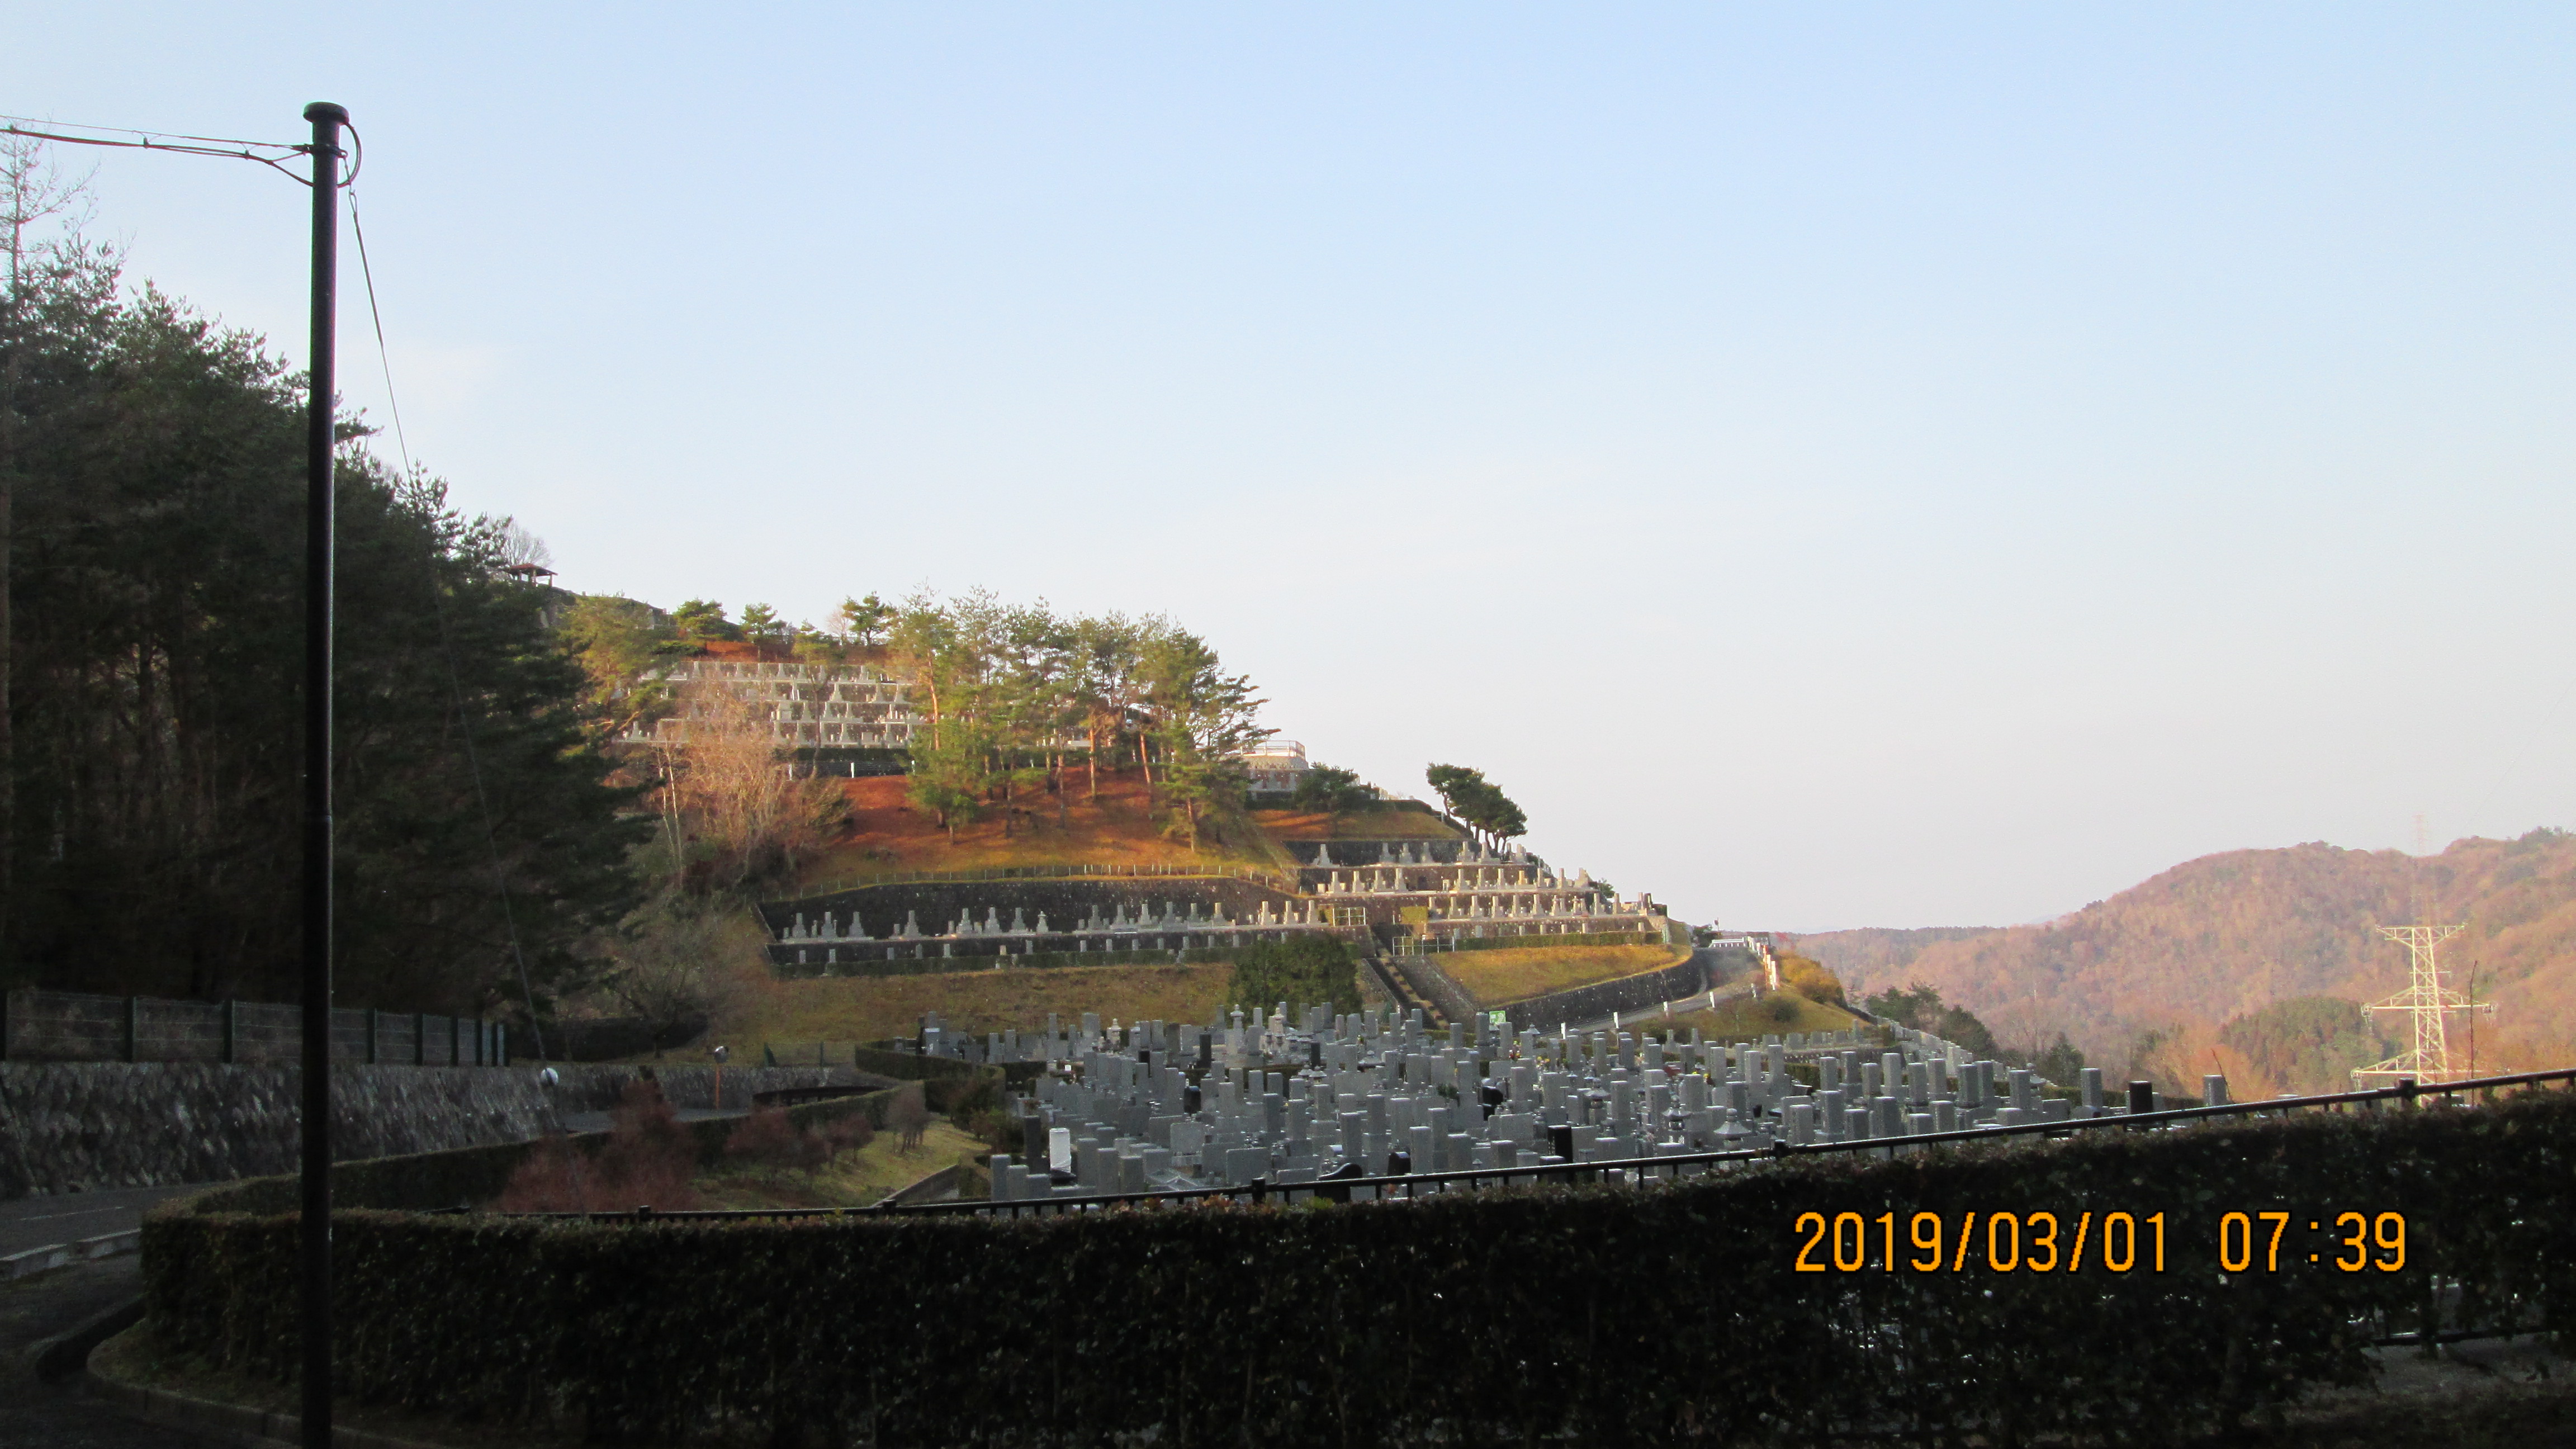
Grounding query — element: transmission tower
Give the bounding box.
[2351,923,2494,1088]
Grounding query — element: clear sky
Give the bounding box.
[10,4,2573,931]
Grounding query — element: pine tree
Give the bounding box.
[3,254,644,1011]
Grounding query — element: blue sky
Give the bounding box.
[10,4,2573,930]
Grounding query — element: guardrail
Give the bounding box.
[505,1065,2576,1225]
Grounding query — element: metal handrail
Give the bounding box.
[497,1065,2576,1225]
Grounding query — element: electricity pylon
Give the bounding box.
[2351,924,2494,1088]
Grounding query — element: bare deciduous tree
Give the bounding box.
[656,675,842,892]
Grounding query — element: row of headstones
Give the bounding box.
[1425,893,1613,920]
[1308,843,1533,868]
[1311,866,1571,893]
[993,1004,2250,1201]
[782,898,1337,944]
[1001,1009,1883,1195]
[780,928,1332,970]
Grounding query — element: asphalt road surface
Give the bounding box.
[0,1186,202,1259]
[0,1257,214,1448]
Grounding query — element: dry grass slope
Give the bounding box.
[1672,991,1860,1040]
[1252,806,1462,841]
[726,962,1237,1046]
[798,769,1274,883]
[696,1120,988,1209]
[1441,945,1686,1006]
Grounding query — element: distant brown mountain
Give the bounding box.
[1782,926,1997,986]
[1796,830,2576,1090]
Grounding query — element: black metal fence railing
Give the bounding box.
[502,1064,2576,1225]
[1,987,509,1067]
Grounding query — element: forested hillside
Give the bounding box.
[1786,926,1995,987]
[1801,831,2576,1090]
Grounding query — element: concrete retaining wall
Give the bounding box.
[1388,955,1481,1027]
[1499,949,1723,1033]
[0,1060,869,1200]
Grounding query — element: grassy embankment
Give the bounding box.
[1250,804,1464,842]
[724,961,1237,1045]
[1671,991,1863,1040]
[1439,944,1688,1007]
[794,769,1278,884]
[694,1119,990,1209]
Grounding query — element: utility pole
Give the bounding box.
[300,98,346,1449]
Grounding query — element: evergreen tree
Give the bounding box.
[671,599,738,642]
[1139,629,1270,849]
[1227,936,1361,1016]
[1426,764,1528,852]
[737,602,785,645]
[2,244,643,1011]
[835,593,891,646]
[1290,765,1374,820]
[560,595,679,732]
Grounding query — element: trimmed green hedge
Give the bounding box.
[143,1091,2576,1446]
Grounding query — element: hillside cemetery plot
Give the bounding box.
[951,1001,2154,1203]
[763,850,1671,975]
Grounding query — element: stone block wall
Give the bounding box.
[1388,955,1481,1027]
[0,1060,870,1201]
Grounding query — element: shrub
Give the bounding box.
[887,1082,931,1154]
[722,1106,831,1173]
[144,1091,2576,1447]
[1226,936,1360,1015]
[1775,953,1844,1006]
[820,1111,874,1158]
[497,1081,700,1211]
[493,1134,591,1214]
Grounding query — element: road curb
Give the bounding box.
[23,1292,143,1384]
[88,1343,458,1449]
[1,1227,141,1280]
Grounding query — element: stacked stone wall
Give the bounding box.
[0,1060,868,1200]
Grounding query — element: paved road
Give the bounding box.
[0,1258,216,1447]
[0,1187,203,1259]
[0,1107,754,1255]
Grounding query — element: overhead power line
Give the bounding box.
[0,114,347,186]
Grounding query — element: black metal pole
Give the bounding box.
[299,98,345,1449]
